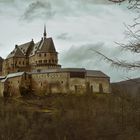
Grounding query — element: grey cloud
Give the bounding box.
[60,43,130,81]
[61,43,121,65]
[0,0,15,4]
[56,33,71,40]
[0,43,2,47]
[77,0,112,5]
[61,43,105,65]
[21,1,55,21]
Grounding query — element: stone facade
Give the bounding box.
[0,26,111,97]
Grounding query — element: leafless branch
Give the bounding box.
[115,42,140,53]
[92,50,140,70]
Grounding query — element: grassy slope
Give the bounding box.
[0,93,140,140]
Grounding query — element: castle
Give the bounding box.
[0,26,110,97]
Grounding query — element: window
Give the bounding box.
[19,61,21,65]
[39,60,42,64]
[39,53,41,57]
[90,85,93,93]
[49,60,51,63]
[37,69,41,72]
[44,53,46,57]
[23,61,24,65]
[99,84,103,93]
[44,60,47,63]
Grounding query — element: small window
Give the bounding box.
[99,84,103,93]
[44,53,46,57]
[39,60,42,64]
[44,60,47,63]
[39,54,41,57]
[19,61,21,64]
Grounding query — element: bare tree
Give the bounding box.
[95,0,140,70]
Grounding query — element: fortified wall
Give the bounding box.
[0,26,111,97]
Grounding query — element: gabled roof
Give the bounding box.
[86,70,109,78]
[18,41,33,55]
[37,37,56,53]
[7,46,25,59]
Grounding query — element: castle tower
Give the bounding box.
[29,26,61,71]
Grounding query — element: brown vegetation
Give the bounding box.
[0,92,140,140]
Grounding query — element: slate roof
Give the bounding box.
[86,70,109,78]
[0,76,5,80]
[29,41,41,57]
[1,72,25,82]
[18,41,33,55]
[37,37,56,53]
[7,46,25,59]
[0,57,3,61]
[6,36,57,59]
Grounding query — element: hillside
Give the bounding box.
[1,94,140,140]
[111,78,140,96]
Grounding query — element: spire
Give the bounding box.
[43,24,47,38]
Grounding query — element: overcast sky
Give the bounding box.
[0,0,139,82]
